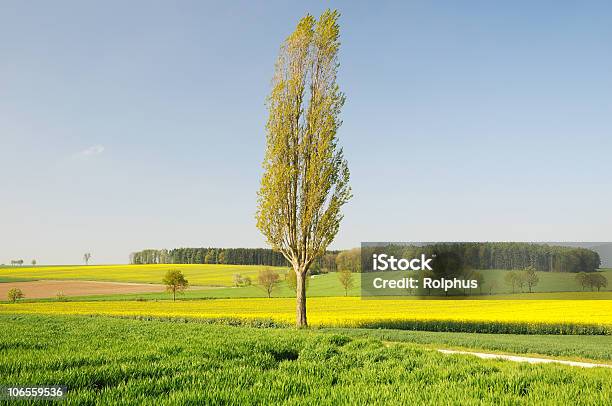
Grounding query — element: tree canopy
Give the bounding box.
[256,10,350,327]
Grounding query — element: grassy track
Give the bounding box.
[1,314,611,405]
[2,297,611,334]
[324,328,612,362]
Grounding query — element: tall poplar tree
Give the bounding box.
[256,10,351,327]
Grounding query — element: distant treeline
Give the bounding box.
[130,248,290,267]
[363,242,601,273]
[130,247,341,272]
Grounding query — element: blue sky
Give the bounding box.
[1,1,611,264]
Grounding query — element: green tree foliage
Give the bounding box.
[320,253,338,273]
[516,272,527,293]
[586,273,608,292]
[130,248,295,267]
[257,268,280,298]
[255,10,350,327]
[232,274,252,287]
[162,270,189,301]
[7,288,24,303]
[204,250,215,264]
[575,272,608,292]
[504,271,520,293]
[194,250,204,264]
[522,266,539,293]
[337,268,354,296]
[575,272,589,291]
[335,248,361,273]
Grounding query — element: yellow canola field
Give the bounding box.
[1,297,611,331]
[0,264,286,286]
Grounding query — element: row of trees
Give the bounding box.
[575,272,608,291]
[133,242,600,276]
[6,254,90,267]
[503,267,539,293]
[250,267,355,298]
[130,248,290,267]
[363,243,601,273]
[162,267,348,301]
[130,247,342,272]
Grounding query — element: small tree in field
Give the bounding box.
[256,10,351,327]
[575,272,589,291]
[594,274,608,291]
[522,266,539,293]
[233,274,252,287]
[504,271,519,293]
[516,272,527,293]
[258,268,280,298]
[162,269,189,301]
[8,288,24,303]
[487,280,499,295]
[337,268,353,296]
[31,259,37,266]
[83,253,92,265]
[586,273,608,292]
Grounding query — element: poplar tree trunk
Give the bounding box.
[295,268,308,327]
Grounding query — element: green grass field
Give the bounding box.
[1,314,611,405]
[324,328,612,362]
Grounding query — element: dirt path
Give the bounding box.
[0,280,165,299]
[438,349,612,368]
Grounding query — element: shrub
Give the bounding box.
[7,288,24,303]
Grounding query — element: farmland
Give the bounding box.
[1,314,611,405]
[1,265,611,405]
[0,280,166,300]
[2,297,611,335]
[0,265,610,300]
[0,264,287,287]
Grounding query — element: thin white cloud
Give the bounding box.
[74,144,105,159]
